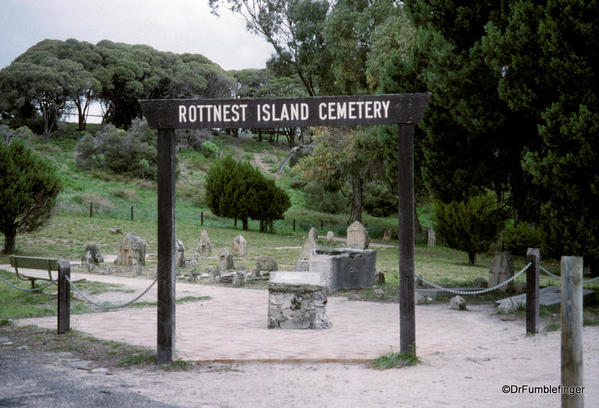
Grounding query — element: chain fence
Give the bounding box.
[0,274,56,292]
[65,275,157,310]
[540,265,599,285]
[415,262,532,296]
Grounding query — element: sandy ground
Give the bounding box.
[2,266,598,407]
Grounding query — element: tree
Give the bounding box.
[483,0,599,274]
[210,0,333,96]
[0,139,61,253]
[297,126,385,222]
[205,155,290,231]
[433,193,508,265]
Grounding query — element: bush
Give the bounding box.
[200,141,220,159]
[75,119,157,179]
[0,139,61,253]
[303,181,347,214]
[502,223,543,256]
[0,125,34,145]
[364,183,397,218]
[433,193,508,264]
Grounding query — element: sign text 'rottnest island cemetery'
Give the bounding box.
[139,94,430,129]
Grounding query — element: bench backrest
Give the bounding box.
[9,256,59,271]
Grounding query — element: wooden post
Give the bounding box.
[293,219,296,231]
[131,206,134,221]
[57,261,70,334]
[561,256,584,408]
[201,211,204,226]
[526,248,540,334]
[398,124,416,355]
[157,129,176,364]
[89,202,93,218]
[320,219,323,228]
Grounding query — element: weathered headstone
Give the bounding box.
[374,271,385,285]
[383,229,392,241]
[198,230,211,256]
[218,249,235,272]
[232,235,248,257]
[115,233,146,266]
[308,227,318,241]
[255,256,278,276]
[81,244,104,265]
[268,272,331,329]
[326,231,335,242]
[299,230,318,261]
[346,221,370,249]
[232,272,245,287]
[449,295,467,310]
[488,252,514,293]
[175,240,185,268]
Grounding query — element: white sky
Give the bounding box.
[0,0,274,71]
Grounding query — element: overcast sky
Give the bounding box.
[0,0,274,71]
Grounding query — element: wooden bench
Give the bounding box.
[9,255,58,288]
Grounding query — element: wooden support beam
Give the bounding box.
[398,124,415,355]
[57,261,70,334]
[526,248,540,334]
[157,129,176,364]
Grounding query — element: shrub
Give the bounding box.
[0,125,34,145]
[200,141,220,159]
[303,181,347,214]
[0,139,61,253]
[433,193,508,264]
[502,223,543,256]
[364,183,397,218]
[75,119,157,179]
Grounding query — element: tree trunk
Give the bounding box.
[2,228,16,254]
[242,218,249,231]
[468,251,476,265]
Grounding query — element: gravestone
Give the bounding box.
[346,221,370,249]
[175,240,185,268]
[218,249,235,272]
[383,229,392,241]
[232,235,248,257]
[308,227,318,241]
[326,231,335,242]
[488,252,514,293]
[198,230,211,256]
[268,272,331,329]
[116,232,146,266]
[81,244,104,266]
[299,229,318,261]
[255,256,278,276]
[309,248,376,290]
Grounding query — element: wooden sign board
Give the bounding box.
[139,93,430,129]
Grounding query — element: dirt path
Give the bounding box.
[3,269,598,406]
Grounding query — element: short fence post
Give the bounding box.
[131,206,134,221]
[526,248,540,334]
[57,261,71,334]
[320,219,323,228]
[293,219,296,231]
[561,256,584,408]
[89,202,93,218]
[201,211,204,226]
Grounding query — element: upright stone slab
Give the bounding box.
[218,249,235,272]
[488,252,514,292]
[309,248,376,290]
[326,231,335,242]
[427,227,436,247]
[255,256,278,276]
[232,235,248,257]
[299,231,318,261]
[175,240,185,268]
[268,272,331,329]
[198,230,211,256]
[81,244,104,265]
[346,221,370,249]
[308,227,318,241]
[116,232,146,266]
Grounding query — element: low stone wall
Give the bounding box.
[268,272,331,329]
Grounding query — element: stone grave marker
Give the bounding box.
[116,232,146,266]
[346,221,370,249]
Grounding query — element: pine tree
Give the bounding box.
[0,139,61,253]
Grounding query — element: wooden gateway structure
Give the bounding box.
[140,93,430,363]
